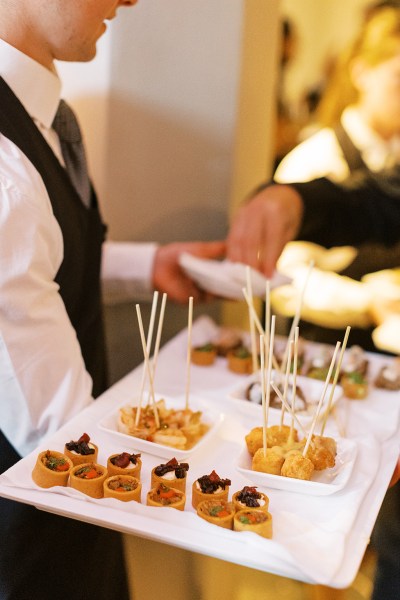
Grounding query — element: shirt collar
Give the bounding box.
[342,105,400,170]
[0,38,61,129]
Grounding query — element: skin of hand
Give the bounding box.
[389,458,400,488]
[152,240,226,303]
[226,184,304,278]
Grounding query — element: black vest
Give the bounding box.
[333,121,400,282]
[0,77,107,396]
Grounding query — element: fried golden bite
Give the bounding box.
[246,425,336,482]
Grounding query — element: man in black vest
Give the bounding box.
[226,172,400,600]
[0,1,225,599]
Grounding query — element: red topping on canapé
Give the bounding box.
[111,452,141,468]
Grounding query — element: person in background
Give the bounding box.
[0,1,225,598]
[227,170,400,600]
[273,18,304,172]
[272,4,400,350]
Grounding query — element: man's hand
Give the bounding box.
[227,184,304,278]
[152,240,226,303]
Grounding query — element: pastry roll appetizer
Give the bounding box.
[281,451,314,480]
[374,358,400,390]
[252,447,285,475]
[151,457,189,493]
[233,509,273,539]
[69,463,108,498]
[232,486,269,512]
[196,499,234,529]
[227,346,253,374]
[64,432,98,466]
[103,475,142,502]
[32,450,73,488]
[146,483,186,511]
[107,452,142,479]
[192,470,231,509]
[191,343,217,366]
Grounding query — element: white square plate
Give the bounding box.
[97,395,224,460]
[236,437,357,496]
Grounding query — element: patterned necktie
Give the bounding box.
[52,99,92,208]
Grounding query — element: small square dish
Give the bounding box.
[236,437,357,496]
[98,395,224,460]
[229,371,343,424]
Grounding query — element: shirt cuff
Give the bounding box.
[101,240,159,305]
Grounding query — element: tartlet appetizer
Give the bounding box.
[340,345,369,399]
[69,463,108,498]
[341,371,369,400]
[107,452,142,479]
[305,347,334,381]
[146,483,186,511]
[196,499,235,529]
[64,432,98,466]
[32,450,73,488]
[227,346,253,375]
[192,470,231,509]
[103,475,142,502]
[151,457,189,493]
[191,343,217,366]
[232,486,269,512]
[212,327,242,357]
[233,509,273,539]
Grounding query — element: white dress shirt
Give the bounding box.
[274,105,400,184]
[0,39,157,456]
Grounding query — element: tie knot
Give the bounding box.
[52,99,82,144]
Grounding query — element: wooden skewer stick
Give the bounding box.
[265,314,276,433]
[280,260,314,373]
[320,326,351,436]
[303,340,341,458]
[271,381,308,438]
[289,327,300,440]
[150,293,167,383]
[264,280,271,375]
[135,291,159,426]
[260,334,267,457]
[135,304,160,429]
[185,296,194,410]
[242,287,282,375]
[246,266,259,374]
[280,339,293,429]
